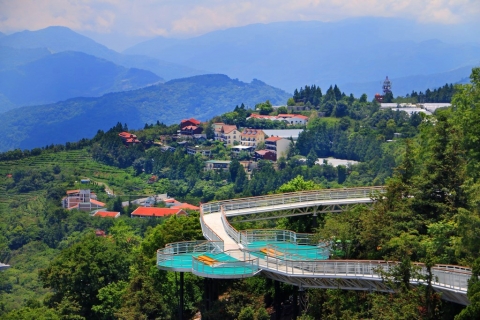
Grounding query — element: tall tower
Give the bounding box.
[382,76,392,95]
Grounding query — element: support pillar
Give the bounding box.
[299,286,307,314]
[293,287,299,318]
[274,280,281,320]
[312,211,318,229]
[179,272,184,320]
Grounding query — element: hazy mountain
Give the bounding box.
[0,46,51,70]
[124,18,480,93]
[0,74,290,151]
[0,26,206,80]
[0,51,162,106]
[341,65,476,97]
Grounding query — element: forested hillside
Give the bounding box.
[0,74,290,152]
[0,68,479,319]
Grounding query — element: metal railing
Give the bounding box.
[240,229,316,247]
[157,240,224,269]
[221,207,241,243]
[200,206,223,249]
[201,186,385,214]
[259,243,330,261]
[259,259,470,292]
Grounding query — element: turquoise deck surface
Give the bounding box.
[246,241,329,260]
[158,239,329,276]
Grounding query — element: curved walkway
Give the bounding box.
[157,187,472,306]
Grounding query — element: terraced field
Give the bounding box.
[0,149,128,211]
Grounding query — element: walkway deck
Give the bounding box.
[157,187,472,305]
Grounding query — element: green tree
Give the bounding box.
[256,100,273,115]
[39,233,133,319]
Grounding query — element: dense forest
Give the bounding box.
[0,70,479,319]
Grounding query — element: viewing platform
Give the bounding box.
[157,187,472,305]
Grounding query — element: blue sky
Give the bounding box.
[1,0,479,50]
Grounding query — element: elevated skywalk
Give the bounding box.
[157,186,473,305]
[203,186,384,221]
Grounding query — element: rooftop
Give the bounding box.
[131,207,186,217]
[263,129,303,140]
[93,211,120,218]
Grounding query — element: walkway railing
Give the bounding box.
[200,206,223,250]
[201,186,385,214]
[221,207,241,243]
[157,240,224,271]
[240,229,316,247]
[260,259,470,292]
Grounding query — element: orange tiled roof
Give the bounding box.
[131,207,186,217]
[171,203,200,211]
[94,211,120,218]
[90,199,106,207]
[181,118,201,125]
[66,189,80,194]
[266,136,283,142]
[255,150,273,155]
[222,125,237,134]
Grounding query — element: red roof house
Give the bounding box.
[180,118,201,129]
[93,211,121,218]
[171,203,200,211]
[131,207,187,218]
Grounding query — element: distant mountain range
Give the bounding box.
[0,51,161,108]
[0,26,206,80]
[124,18,480,95]
[0,26,208,111]
[0,74,290,152]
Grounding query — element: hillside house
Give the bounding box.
[180,118,203,136]
[241,129,265,148]
[213,123,239,146]
[247,113,308,126]
[187,145,213,157]
[265,136,291,160]
[205,160,231,171]
[62,189,106,212]
[92,211,121,218]
[277,114,309,125]
[254,150,276,162]
[131,207,187,218]
[231,145,255,157]
[119,132,140,144]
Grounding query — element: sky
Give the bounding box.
[1,0,480,51]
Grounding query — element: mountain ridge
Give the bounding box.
[0,74,291,151]
[0,51,162,107]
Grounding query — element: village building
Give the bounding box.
[180,118,203,136]
[240,128,265,148]
[276,114,309,125]
[231,145,255,157]
[92,211,121,218]
[212,123,239,145]
[119,132,140,144]
[246,113,309,126]
[262,129,303,141]
[187,145,213,157]
[62,189,106,212]
[131,207,187,218]
[265,136,291,160]
[205,160,231,171]
[254,150,276,162]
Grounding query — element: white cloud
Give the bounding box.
[0,0,479,37]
